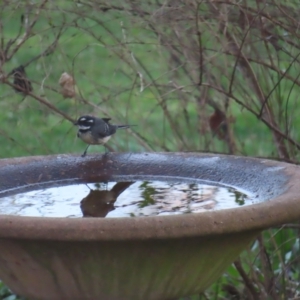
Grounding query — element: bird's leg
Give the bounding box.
[85,183,92,190]
[104,145,109,155]
[82,145,90,157]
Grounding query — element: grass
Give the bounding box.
[0,2,293,157]
[0,0,300,299]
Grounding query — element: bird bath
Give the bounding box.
[0,152,299,300]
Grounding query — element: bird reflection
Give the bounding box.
[80,182,134,218]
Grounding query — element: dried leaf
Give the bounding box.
[12,65,33,94]
[59,72,76,98]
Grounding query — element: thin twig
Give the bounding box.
[234,259,260,300]
[3,80,75,123]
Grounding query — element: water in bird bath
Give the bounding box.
[0,180,260,218]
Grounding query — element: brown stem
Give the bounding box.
[234,259,260,300]
[257,234,278,300]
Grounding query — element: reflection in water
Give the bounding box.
[81,182,134,217]
[0,181,258,218]
[139,181,156,208]
[233,190,247,206]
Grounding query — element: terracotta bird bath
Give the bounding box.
[0,153,299,300]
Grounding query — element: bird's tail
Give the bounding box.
[116,125,136,129]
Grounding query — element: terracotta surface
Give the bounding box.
[0,153,299,299]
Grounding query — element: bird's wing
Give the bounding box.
[96,119,115,137]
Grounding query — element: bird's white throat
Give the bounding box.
[78,125,91,130]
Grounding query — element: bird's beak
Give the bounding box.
[73,121,78,126]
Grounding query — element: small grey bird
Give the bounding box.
[74,115,134,157]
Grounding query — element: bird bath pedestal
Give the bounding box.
[0,153,299,300]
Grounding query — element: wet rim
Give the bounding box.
[0,152,299,241]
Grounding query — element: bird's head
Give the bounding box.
[74,115,95,131]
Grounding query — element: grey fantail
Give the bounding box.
[74,115,134,157]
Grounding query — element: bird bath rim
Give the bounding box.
[0,152,298,241]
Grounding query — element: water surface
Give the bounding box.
[0,181,259,218]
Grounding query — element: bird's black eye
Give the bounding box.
[77,116,94,126]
